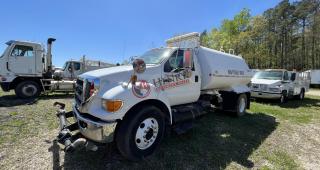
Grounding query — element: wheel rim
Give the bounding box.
[22,84,37,97]
[300,91,304,99]
[135,117,159,150]
[239,97,246,113]
[280,95,284,103]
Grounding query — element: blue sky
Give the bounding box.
[0,0,281,67]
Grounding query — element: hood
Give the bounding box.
[251,78,282,85]
[79,64,160,84]
[80,65,133,78]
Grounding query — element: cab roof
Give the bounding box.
[5,40,42,46]
[264,69,287,72]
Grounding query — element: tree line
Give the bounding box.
[200,0,320,70]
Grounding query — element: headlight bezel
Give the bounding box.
[102,99,123,113]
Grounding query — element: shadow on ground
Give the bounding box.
[254,97,320,109]
[50,111,278,169]
[0,93,74,107]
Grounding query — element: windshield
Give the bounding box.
[139,48,173,64]
[0,44,8,58]
[253,71,283,80]
[62,62,68,71]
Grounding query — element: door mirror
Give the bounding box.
[183,50,193,68]
[132,58,146,74]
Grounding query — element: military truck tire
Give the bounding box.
[15,81,41,99]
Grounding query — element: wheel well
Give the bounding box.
[114,99,171,142]
[125,99,170,125]
[219,91,251,110]
[10,77,42,91]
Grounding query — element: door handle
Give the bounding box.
[6,62,10,71]
[195,75,199,82]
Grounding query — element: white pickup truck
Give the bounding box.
[54,32,252,161]
[250,69,310,103]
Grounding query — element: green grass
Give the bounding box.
[0,90,72,146]
[264,150,299,170]
[0,89,320,169]
[250,96,320,124]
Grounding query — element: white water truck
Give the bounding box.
[54,32,252,161]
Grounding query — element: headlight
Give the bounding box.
[102,99,123,112]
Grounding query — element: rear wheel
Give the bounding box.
[116,106,165,161]
[236,94,247,117]
[15,81,41,99]
[298,89,305,100]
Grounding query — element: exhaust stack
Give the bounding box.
[47,38,56,72]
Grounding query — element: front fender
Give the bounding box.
[87,81,172,123]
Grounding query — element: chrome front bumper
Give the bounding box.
[251,91,282,99]
[73,105,117,143]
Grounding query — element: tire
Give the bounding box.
[116,106,165,161]
[236,94,247,117]
[279,91,287,104]
[298,89,305,100]
[15,81,41,99]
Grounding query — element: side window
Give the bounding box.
[283,71,289,81]
[74,63,81,71]
[11,45,33,57]
[164,50,184,72]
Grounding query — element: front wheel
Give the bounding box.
[279,91,287,104]
[236,94,247,117]
[116,106,165,161]
[15,81,41,99]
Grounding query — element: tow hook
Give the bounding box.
[54,102,97,152]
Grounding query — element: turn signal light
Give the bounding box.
[103,100,123,112]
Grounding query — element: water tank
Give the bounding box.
[197,47,252,90]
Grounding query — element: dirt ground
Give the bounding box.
[0,89,320,170]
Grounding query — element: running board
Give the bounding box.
[171,100,211,124]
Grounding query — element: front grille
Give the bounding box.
[251,83,268,91]
[75,79,84,105]
[75,78,92,105]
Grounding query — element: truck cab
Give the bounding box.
[0,40,44,80]
[0,40,47,95]
[54,61,83,80]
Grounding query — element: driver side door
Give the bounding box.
[161,49,201,106]
[8,44,36,74]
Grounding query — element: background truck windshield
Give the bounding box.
[139,48,173,64]
[0,44,7,58]
[254,71,283,80]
